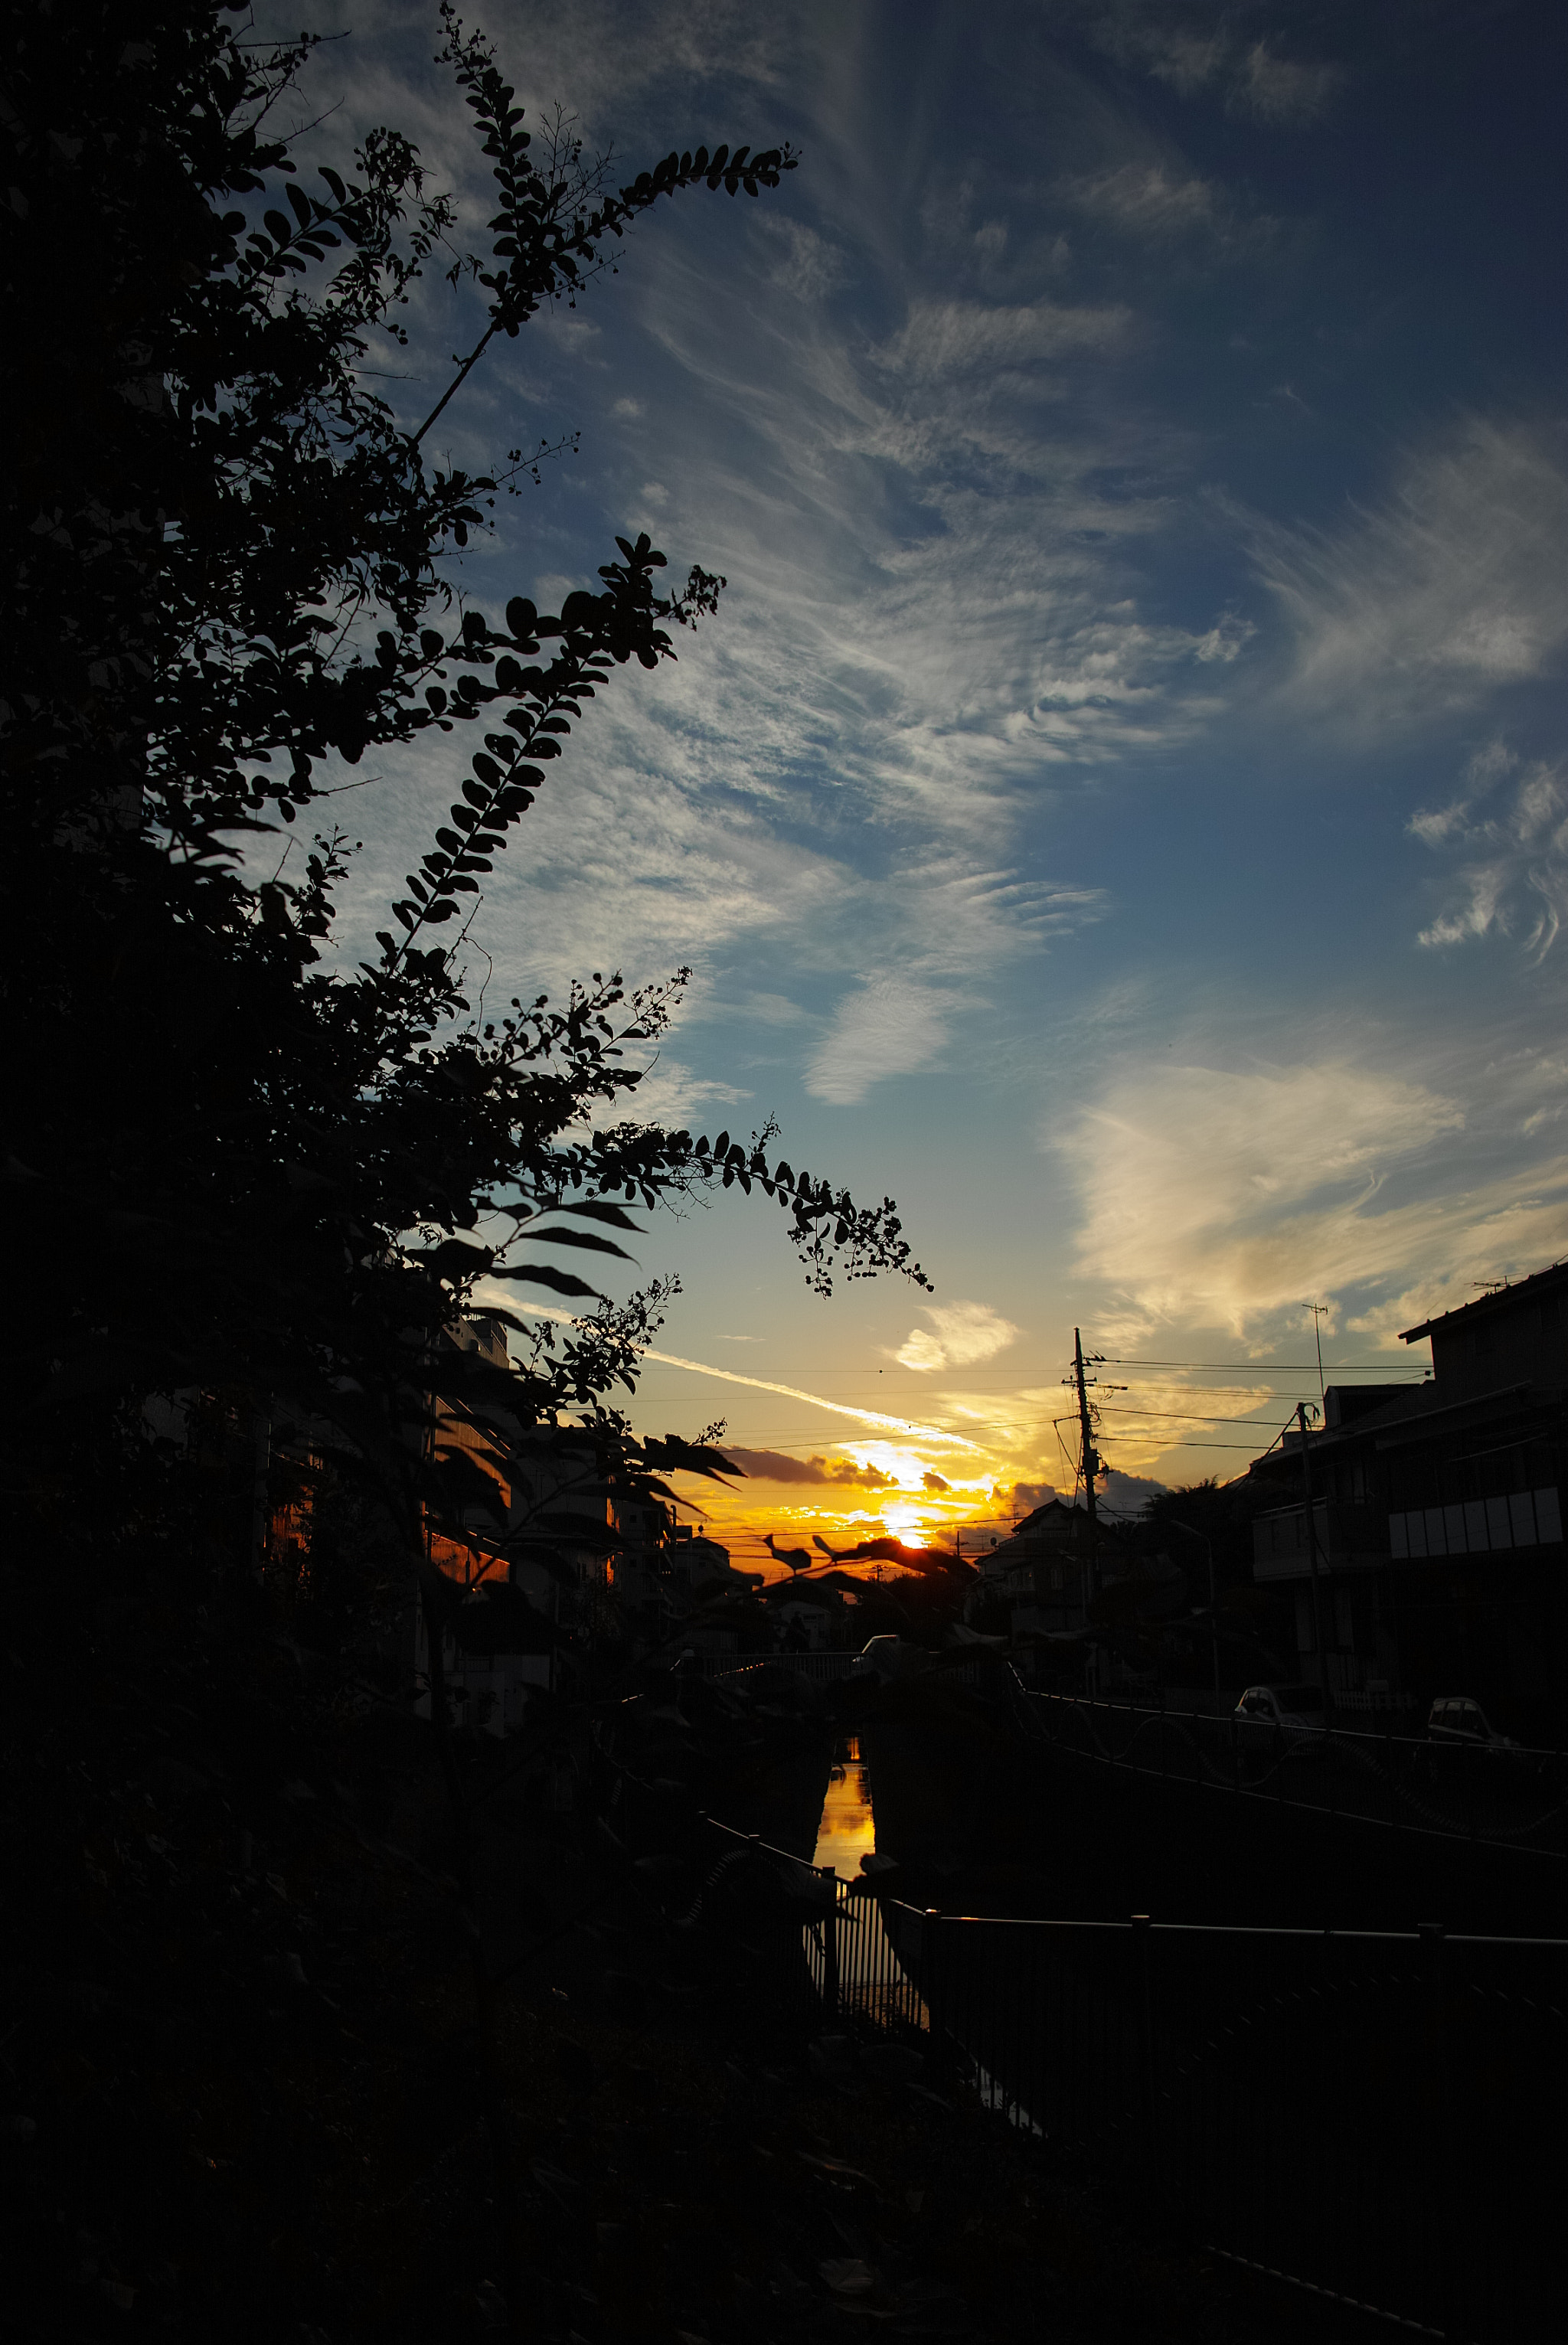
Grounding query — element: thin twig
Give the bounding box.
[413,322,498,446]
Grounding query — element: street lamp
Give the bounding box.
[1166,1517,1220,1705]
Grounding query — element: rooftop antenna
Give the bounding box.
[1301,1302,1329,1403]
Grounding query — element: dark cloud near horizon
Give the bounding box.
[720,1446,897,1490]
[994,1471,1168,1520]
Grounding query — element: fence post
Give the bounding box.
[819,1866,840,2023]
[923,1908,949,2084]
[1419,1921,1456,2340]
[1131,1914,1156,2178]
[1384,1726,1396,1831]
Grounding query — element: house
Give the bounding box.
[1246,1259,1568,1736]
[972,1497,1131,1633]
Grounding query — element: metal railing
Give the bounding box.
[1013,1684,1568,1857]
[679,1818,1566,2336]
[706,1650,858,1683]
[818,1892,1567,2343]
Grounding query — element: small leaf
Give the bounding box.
[488,1263,602,1298]
[550,1199,643,1230]
[524,1227,632,1259]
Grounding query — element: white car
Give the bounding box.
[1423,1696,1535,1783]
[1424,1697,1520,1752]
[1234,1682,1327,1752]
[849,1635,926,1684]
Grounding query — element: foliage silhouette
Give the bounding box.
[2,9,927,2337]
[5,0,926,1559]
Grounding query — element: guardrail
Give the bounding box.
[1012,1684,1568,1858]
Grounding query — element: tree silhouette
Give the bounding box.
[5,0,926,1567]
[2,13,929,2331]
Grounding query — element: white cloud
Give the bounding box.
[896,1300,1021,1373]
[805,978,951,1105]
[1255,419,1568,735]
[877,299,1136,386]
[1086,10,1340,122]
[1193,614,1255,664]
[1058,1050,1568,1354]
[757,216,850,304]
[1411,749,1568,960]
[261,0,1268,1075]
[619,1057,750,1126]
[1058,1059,1471,1336]
[1066,162,1220,239]
[1235,41,1341,123]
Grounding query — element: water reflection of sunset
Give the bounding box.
[812,1736,877,1880]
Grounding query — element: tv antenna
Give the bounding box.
[1301,1302,1329,1403]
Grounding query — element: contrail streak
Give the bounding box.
[488,1293,982,1450]
[635,1345,983,1451]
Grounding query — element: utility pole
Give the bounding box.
[1295,1400,1334,1719]
[1073,1328,1102,1609]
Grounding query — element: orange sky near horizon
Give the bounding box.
[485,1298,1436,1580]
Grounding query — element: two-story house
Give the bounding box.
[1247,1259,1568,1736]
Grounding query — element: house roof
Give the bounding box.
[1250,1377,1553,1471]
[1400,1257,1568,1344]
[985,1496,1133,1562]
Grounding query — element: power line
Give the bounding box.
[618,1360,1426,1379]
[1102,1357,1424,1373]
[1093,1406,1305,1424]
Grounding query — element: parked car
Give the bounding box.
[1236,1683,1327,1729]
[1233,1683,1328,1762]
[1421,1697,1535,1785]
[1423,1697,1520,1752]
[849,1635,928,1685]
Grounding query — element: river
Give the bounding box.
[811,1734,877,1878]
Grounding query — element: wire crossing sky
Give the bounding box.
[265,0,1568,1566]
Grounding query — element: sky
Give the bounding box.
[255,0,1568,1572]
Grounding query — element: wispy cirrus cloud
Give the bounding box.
[1057,1052,1568,1344]
[805,978,952,1106]
[1253,418,1568,736]
[1062,160,1228,242]
[1410,744,1568,961]
[896,1300,1021,1373]
[876,297,1137,384]
[277,0,1268,1120]
[1082,5,1342,122]
[1059,1059,1464,1337]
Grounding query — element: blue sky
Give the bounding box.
[264,1,1568,1563]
